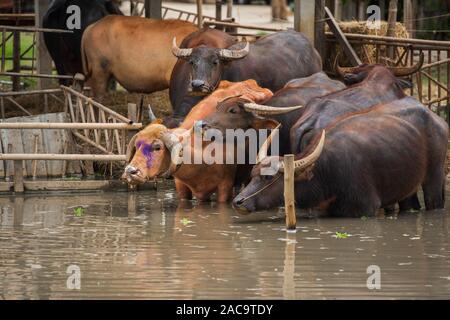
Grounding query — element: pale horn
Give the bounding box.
[171,37,193,58]
[278,130,326,173]
[219,42,250,60]
[256,124,281,164]
[243,103,304,116]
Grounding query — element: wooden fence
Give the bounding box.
[62,85,141,157]
[326,33,450,123]
[0,25,73,91]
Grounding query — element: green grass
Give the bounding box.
[1,32,37,89]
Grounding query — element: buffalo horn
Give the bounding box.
[171,37,193,58]
[219,42,250,60]
[256,124,281,164]
[159,130,180,152]
[243,103,304,115]
[388,52,424,77]
[291,130,326,173]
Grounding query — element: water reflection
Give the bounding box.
[0,185,449,299]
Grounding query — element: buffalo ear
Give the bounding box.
[396,78,413,89]
[251,118,280,130]
[343,71,367,85]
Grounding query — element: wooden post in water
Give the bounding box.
[284,154,296,231]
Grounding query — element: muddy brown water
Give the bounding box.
[0,182,449,299]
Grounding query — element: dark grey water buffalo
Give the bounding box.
[233,98,449,217]
[171,30,322,120]
[42,0,123,84]
[202,72,346,155]
[290,57,424,153]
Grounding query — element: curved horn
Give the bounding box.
[219,42,250,60]
[278,131,325,173]
[171,37,192,59]
[126,133,138,163]
[243,103,304,116]
[159,130,180,152]
[256,124,281,164]
[336,62,360,77]
[148,104,157,122]
[388,52,424,77]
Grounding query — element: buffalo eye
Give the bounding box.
[262,175,273,181]
[213,60,219,65]
[228,107,238,114]
[152,143,162,151]
[189,60,194,66]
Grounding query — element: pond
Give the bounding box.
[0,182,449,299]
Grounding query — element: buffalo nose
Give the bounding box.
[233,197,244,207]
[191,79,205,89]
[126,165,139,175]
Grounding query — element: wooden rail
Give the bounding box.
[0,123,142,129]
[0,154,126,161]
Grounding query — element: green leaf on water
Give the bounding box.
[335,232,349,239]
[180,217,193,226]
[361,216,368,221]
[73,207,85,217]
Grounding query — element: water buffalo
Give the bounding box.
[43,0,123,84]
[290,57,424,153]
[202,72,346,155]
[233,99,448,216]
[122,80,274,202]
[171,30,322,113]
[81,16,198,100]
[168,28,237,127]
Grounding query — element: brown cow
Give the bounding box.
[81,16,198,100]
[122,80,274,202]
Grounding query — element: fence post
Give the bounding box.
[12,30,20,91]
[34,0,53,89]
[145,0,162,19]
[284,155,297,231]
[13,160,24,193]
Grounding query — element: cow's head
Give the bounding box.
[335,53,424,88]
[202,96,303,135]
[122,124,183,184]
[233,131,326,214]
[172,38,250,95]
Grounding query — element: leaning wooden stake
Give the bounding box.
[283,154,296,231]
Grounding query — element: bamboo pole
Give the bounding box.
[0,25,73,33]
[283,155,296,231]
[0,72,73,80]
[61,86,134,124]
[203,20,283,32]
[0,123,142,129]
[0,154,127,161]
[32,134,39,179]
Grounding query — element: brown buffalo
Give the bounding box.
[168,28,237,126]
[233,98,449,216]
[81,16,198,100]
[122,80,274,202]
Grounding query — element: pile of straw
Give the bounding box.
[327,20,410,67]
